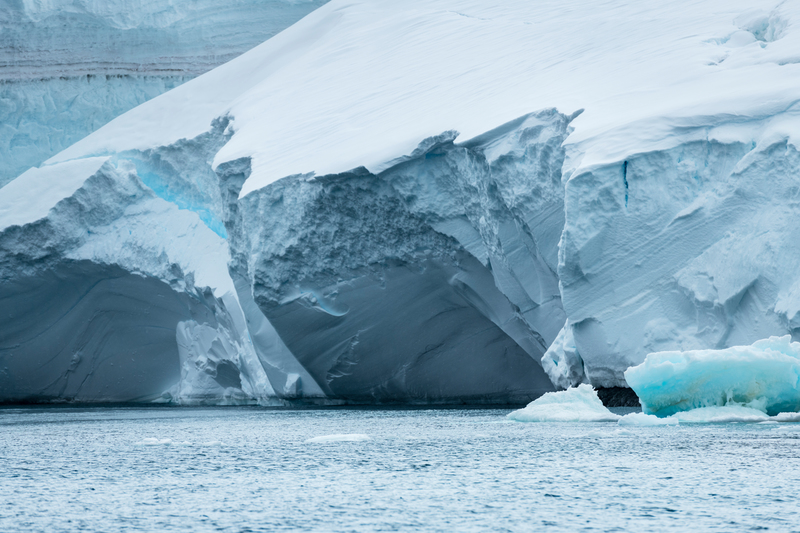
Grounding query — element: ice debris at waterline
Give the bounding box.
[507,384,620,422]
[625,336,800,417]
[617,413,680,427]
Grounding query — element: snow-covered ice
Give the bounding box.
[625,336,800,417]
[5,0,800,403]
[507,384,620,422]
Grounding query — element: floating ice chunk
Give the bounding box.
[138,438,173,446]
[671,405,769,424]
[305,434,371,443]
[507,384,620,422]
[625,336,800,417]
[774,412,800,423]
[618,413,679,426]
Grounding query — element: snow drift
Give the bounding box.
[4,0,800,403]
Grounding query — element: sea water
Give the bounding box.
[1,407,798,532]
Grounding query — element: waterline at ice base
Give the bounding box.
[3,0,800,405]
[510,336,800,425]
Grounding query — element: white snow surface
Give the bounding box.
[625,336,800,417]
[507,384,620,423]
[46,0,800,199]
[0,157,109,230]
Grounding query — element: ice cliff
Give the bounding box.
[0,0,328,185]
[3,0,800,403]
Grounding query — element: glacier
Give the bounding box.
[0,0,328,185]
[4,0,800,404]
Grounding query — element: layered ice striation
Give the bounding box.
[5,0,800,403]
[0,0,328,184]
[625,336,800,417]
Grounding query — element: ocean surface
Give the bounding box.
[1,407,798,532]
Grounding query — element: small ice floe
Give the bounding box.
[774,412,800,423]
[507,384,620,422]
[618,412,679,426]
[138,438,173,446]
[671,405,769,424]
[304,434,371,443]
[625,336,800,418]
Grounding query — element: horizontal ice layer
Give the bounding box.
[625,336,800,417]
[507,384,620,422]
[0,0,328,183]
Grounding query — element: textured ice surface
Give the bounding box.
[0,158,275,404]
[625,336,800,417]
[507,384,620,422]
[0,0,328,183]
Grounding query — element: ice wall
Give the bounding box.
[221,110,569,403]
[0,157,276,403]
[5,0,800,402]
[556,126,800,387]
[0,0,328,184]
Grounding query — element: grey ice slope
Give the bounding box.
[0,159,274,403]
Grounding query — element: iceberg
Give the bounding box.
[5,0,800,403]
[625,336,800,417]
[507,384,620,422]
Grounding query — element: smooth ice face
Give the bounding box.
[507,384,620,422]
[625,336,800,417]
